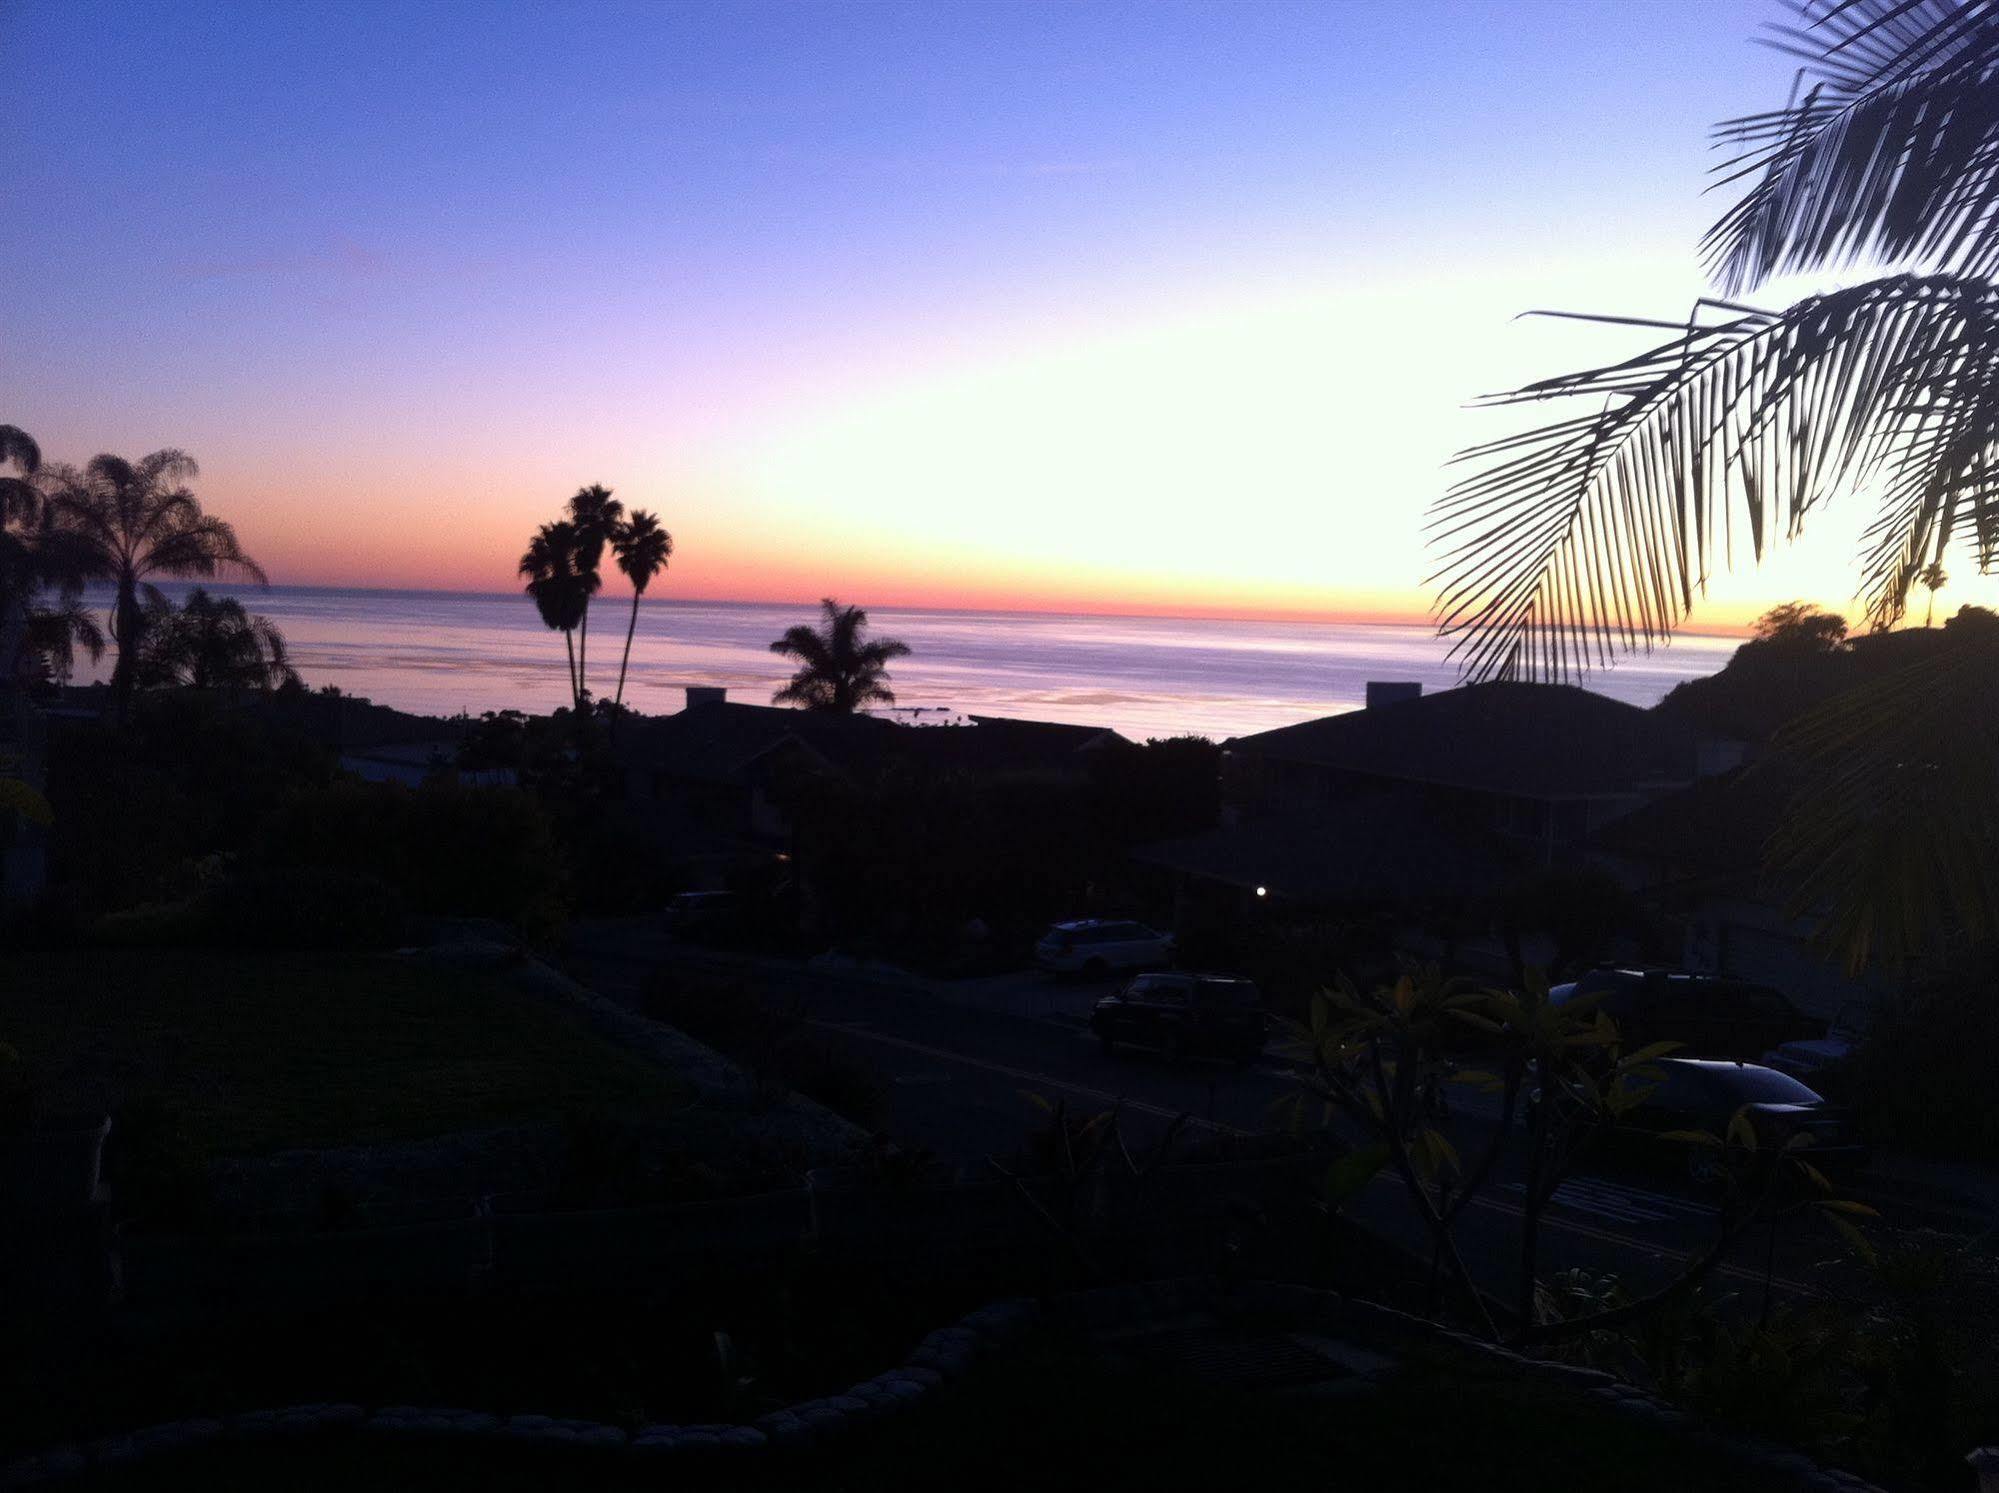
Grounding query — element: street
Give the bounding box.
[563,921,1992,1310]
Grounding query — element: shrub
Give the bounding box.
[45,697,335,918]
[1848,974,1999,1164]
[200,866,407,950]
[258,780,567,938]
[642,970,886,1128]
[89,868,406,951]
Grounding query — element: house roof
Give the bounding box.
[619,702,1123,787]
[1227,683,1700,800]
[617,702,901,785]
[1135,793,1522,905]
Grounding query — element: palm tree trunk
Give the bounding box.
[563,628,579,712]
[110,577,139,724]
[577,601,589,705]
[615,588,642,710]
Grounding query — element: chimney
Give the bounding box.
[1365,681,1422,710]
[685,686,727,710]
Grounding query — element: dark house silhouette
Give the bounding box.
[615,689,1126,873]
[1140,682,1738,945]
[1222,681,1724,862]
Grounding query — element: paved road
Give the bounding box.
[561,922,1988,1309]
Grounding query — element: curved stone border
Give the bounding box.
[0,1299,1040,1487]
[1056,1280,1889,1493]
[0,1280,1887,1491]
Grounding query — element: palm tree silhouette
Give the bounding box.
[0,428,103,690]
[1434,3,1999,677]
[565,484,622,700]
[769,598,911,712]
[137,587,298,691]
[1428,0,1999,966]
[44,450,265,717]
[520,520,590,711]
[1919,562,1948,627]
[0,425,45,686]
[611,508,672,711]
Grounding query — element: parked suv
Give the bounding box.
[1548,968,1820,1062]
[1763,1000,1874,1084]
[1092,973,1266,1063]
[1034,919,1175,976]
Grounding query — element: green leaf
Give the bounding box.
[0,779,52,827]
[1423,1127,1462,1174]
[1659,1129,1723,1149]
[1821,1208,1877,1266]
[1816,1198,1880,1218]
[1725,1106,1759,1153]
[1323,1143,1392,1209]
[1618,1041,1684,1067]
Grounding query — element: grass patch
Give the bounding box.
[0,949,689,1156]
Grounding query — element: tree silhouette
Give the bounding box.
[565,484,622,700]
[611,508,672,711]
[137,587,298,692]
[1919,562,1949,627]
[769,598,911,712]
[43,449,265,717]
[1429,0,1999,966]
[0,429,103,690]
[519,520,591,711]
[1433,3,1999,679]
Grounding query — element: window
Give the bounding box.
[1197,979,1260,1008]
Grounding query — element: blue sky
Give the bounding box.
[5,0,1858,622]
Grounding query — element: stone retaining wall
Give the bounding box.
[0,1279,1891,1491]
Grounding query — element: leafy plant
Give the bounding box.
[1288,964,1871,1344]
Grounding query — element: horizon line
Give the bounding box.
[103,577,1760,642]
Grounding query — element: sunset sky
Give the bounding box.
[5,0,1983,630]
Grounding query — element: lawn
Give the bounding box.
[0,949,690,1156]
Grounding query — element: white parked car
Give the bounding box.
[1034,919,1175,976]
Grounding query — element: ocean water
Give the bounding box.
[75,585,1742,742]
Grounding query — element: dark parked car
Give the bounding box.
[1601,1058,1866,1185]
[1549,968,1821,1062]
[1092,973,1266,1063]
[663,891,743,938]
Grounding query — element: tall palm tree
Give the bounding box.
[44,449,266,716]
[0,426,43,686]
[610,508,672,711]
[1430,0,1999,966]
[136,587,298,692]
[769,598,911,712]
[565,484,622,700]
[0,430,105,691]
[519,520,590,710]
